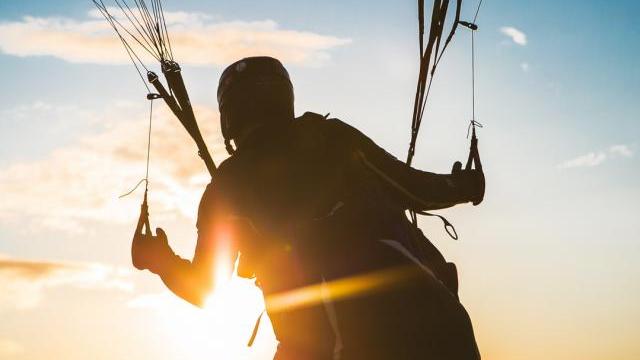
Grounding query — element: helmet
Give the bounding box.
[217,57,294,153]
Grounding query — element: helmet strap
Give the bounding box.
[224,138,236,155]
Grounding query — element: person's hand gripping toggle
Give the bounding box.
[131,190,173,274]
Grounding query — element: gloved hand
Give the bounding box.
[131,203,174,274]
[451,161,485,206]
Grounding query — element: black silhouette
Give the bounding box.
[132,56,485,359]
[91,0,487,358]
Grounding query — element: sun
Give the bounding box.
[145,255,277,359]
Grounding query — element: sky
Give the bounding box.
[0,0,639,359]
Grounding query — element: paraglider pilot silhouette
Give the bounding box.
[132,56,484,359]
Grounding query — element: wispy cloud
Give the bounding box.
[609,144,633,158]
[558,144,634,169]
[558,151,607,168]
[520,62,530,72]
[500,26,527,46]
[0,254,132,311]
[0,102,225,233]
[0,10,351,67]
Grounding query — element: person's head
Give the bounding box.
[217,56,294,154]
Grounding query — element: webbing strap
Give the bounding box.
[247,310,265,347]
[416,210,458,240]
[356,151,458,240]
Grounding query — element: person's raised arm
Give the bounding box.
[326,117,484,211]
[131,183,237,307]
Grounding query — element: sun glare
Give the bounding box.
[141,246,275,359]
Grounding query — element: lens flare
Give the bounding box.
[266,264,423,313]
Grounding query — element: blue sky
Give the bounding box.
[0,0,639,359]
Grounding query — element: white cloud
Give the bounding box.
[609,144,633,158]
[520,62,530,72]
[0,254,133,311]
[0,10,351,67]
[0,102,226,233]
[500,26,527,46]
[558,151,606,169]
[0,339,23,358]
[558,144,634,169]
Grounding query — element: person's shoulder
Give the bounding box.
[295,111,328,129]
[296,111,344,125]
[215,151,247,178]
[293,111,353,148]
[295,111,357,136]
[199,154,239,197]
[197,156,238,223]
[216,153,238,173]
